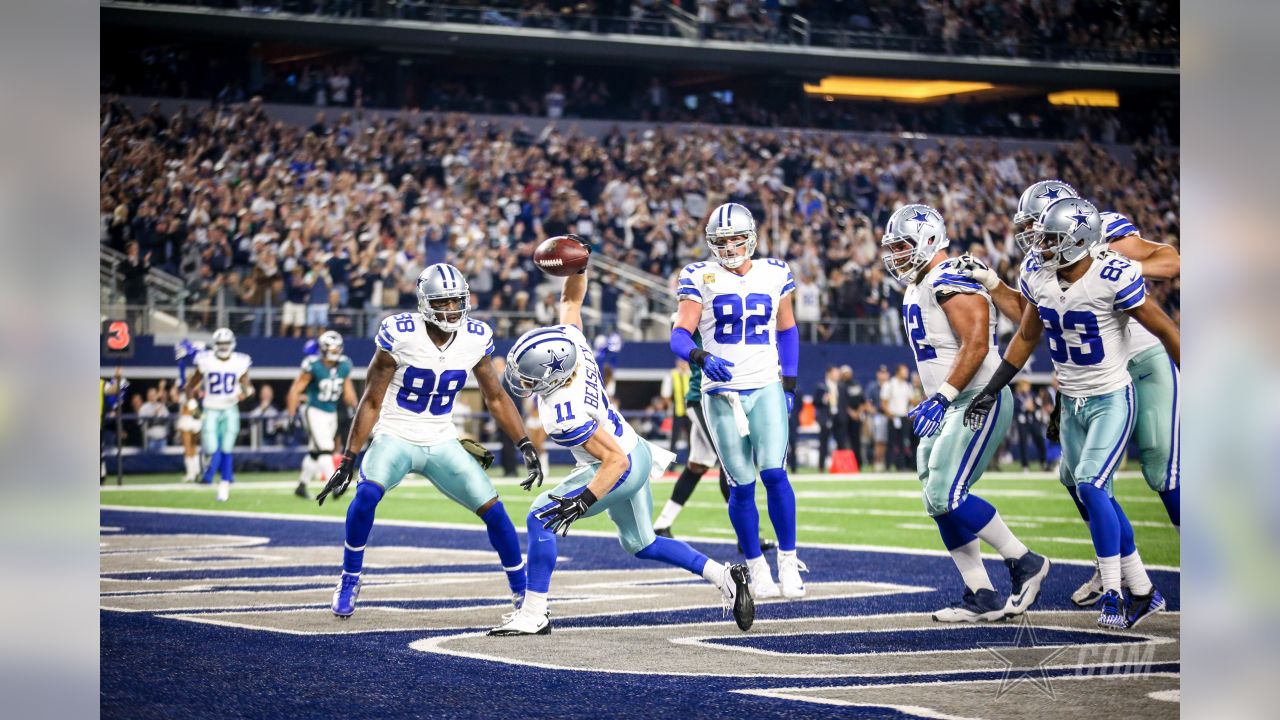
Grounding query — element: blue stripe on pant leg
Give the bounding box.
[1094,386,1135,489]
[1166,357,1180,490]
[948,389,1001,510]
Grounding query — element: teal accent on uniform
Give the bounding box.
[304,356,352,413]
[1128,345,1179,492]
[1058,384,1137,495]
[531,438,656,554]
[359,435,498,512]
[686,331,703,404]
[916,387,1013,516]
[201,407,240,455]
[700,381,788,486]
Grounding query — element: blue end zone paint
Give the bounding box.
[703,627,1148,655]
[101,509,1178,720]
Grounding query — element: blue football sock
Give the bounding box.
[203,451,222,483]
[948,494,997,535]
[1066,485,1091,523]
[481,501,526,596]
[1076,483,1120,558]
[727,482,762,559]
[1158,487,1180,528]
[634,536,709,576]
[220,452,234,482]
[526,510,557,594]
[760,468,797,552]
[343,482,384,574]
[932,512,978,551]
[1110,497,1137,557]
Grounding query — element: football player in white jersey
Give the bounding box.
[965,181,1182,606]
[183,328,254,502]
[881,204,1050,622]
[489,253,753,636]
[964,197,1180,630]
[670,202,803,600]
[317,263,545,620]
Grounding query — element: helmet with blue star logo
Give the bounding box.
[1031,197,1100,271]
[1013,180,1079,253]
[505,327,579,398]
[704,202,757,270]
[417,263,472,333]
[881,203,949,285]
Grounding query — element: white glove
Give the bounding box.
[956,254,1000,291]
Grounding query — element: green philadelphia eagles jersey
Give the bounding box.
[302,355,352,412]
[686,331,703,405]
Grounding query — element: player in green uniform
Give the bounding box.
[287,331,358,498]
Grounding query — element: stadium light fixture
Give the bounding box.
[802,76,997,102]
[1047,89,1121,107]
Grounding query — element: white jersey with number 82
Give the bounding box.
[676,259,795,393]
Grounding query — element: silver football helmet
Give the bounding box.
[704,202,757,270]
[1013,180,1079,253]
[318,330,343,362]
[1030,197,1101,271]
[505,327,579,399]
[881,204,949,285]
[211,327,235,360]
[416,263,472,333]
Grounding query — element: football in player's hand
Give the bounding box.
[534,235,590,277]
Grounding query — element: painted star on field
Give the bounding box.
[979,613,1072,699]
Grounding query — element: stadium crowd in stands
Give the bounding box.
[146,1,1178,63]
[100,96,1179,343]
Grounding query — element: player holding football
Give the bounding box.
[317,263,544,620]
[286,330,357,499]
[881,204,1050,622]
[489,251,753,636]
[670,202,804,600]
[183,328,254,502]
[964,197,1179,629]
[966,179,1181,606]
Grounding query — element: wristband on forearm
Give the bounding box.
[689,349,709,366]
[579,488,598,507]
[983,360,1021,394]
[782,375,797,393]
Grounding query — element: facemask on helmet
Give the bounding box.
[318,330,343,362]
[881,204,949,285]
[417,263,472,332]
[1029,197,1100,272]
[704,203,757,270]
[212,328,235,360]
[1013,180,1079,253]
[505,329,579,399]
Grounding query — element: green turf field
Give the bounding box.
[100,468,1179,567]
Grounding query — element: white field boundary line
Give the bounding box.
[99,505,1180,572]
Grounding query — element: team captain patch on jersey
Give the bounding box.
[902,258,1003,397]
[301,354,353,413]
[676,258,795,393]
[538,324,639,466]
[1020,249,1147,398]
[371,311,494,446]
[194,350,252,410]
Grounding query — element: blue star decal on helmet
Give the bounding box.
[910,210,931,231]
[1038,187,1062,201]
[1069,210,1092,231]
[541,350,568,374]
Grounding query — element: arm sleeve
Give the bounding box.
[777,325,799,377]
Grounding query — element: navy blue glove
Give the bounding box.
[700,354,735,382]
[908,393,950,437]
[785,392,795,413]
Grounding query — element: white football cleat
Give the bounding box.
[216,481,230,502]
[777,553,808,599]
[747,555,780,599]
[487,606,550,636]
[1072,561,1104,607]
